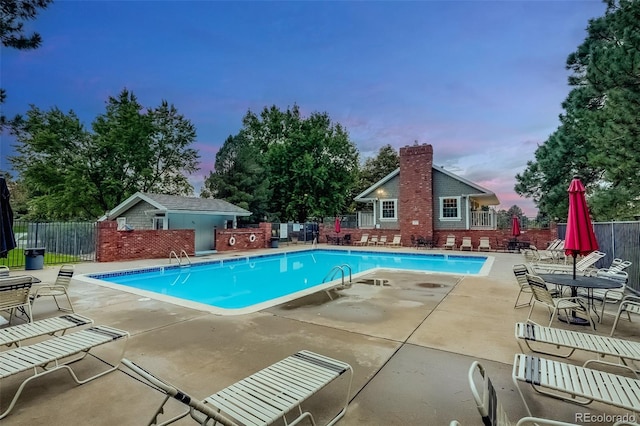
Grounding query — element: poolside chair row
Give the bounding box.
[442,235,493,251]
[0,321,129,419]
[352,233,402,247]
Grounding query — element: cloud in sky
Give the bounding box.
[1,1,607,216]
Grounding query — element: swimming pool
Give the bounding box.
[80,249,492,315]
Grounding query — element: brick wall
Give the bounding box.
[398,143,434,246]
[321,225,557,250]
[215,222,272,252]
[96,220,194,262]
[432,228,558,250]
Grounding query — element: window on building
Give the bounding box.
[152,216,165,230]
[380,199,397,220]
[116,217,127,231]
[440,197,461,220]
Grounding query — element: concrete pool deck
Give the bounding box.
[1,244,637,425]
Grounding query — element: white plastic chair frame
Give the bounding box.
[31,264,75,313]
[610,295,640,337]
[467,361,579,426]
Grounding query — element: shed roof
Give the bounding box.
[103,192,251,220]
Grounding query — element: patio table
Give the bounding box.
[538,273,623,326]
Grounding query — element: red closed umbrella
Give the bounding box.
[511,216,521,238]
[334,216,341,234]
[564,177,598,279]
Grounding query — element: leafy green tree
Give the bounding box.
[1,0,53,127]
[268,111,359,222]
[10,89,200,219]
[515,0,640,221]
[202,131,270,223]
[223,105,359,222]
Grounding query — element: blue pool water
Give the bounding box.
[87,249,488,312]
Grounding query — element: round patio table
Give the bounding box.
[538,273,623,326]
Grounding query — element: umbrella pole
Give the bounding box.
[573,253,577,280]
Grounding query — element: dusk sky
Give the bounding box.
[1,1,607,216]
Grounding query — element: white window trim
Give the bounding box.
[379,198,398,221]
[153,216,166,230]
[439,196,462,221]
[116,217,127,230]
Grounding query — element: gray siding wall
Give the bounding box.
[375,176,400,229]
[432,169,478,230]
[119,200,155,230]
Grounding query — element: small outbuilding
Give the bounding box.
[101,192,251,253]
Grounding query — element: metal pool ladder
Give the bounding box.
[323,264,353,299]
[169,250,192,267]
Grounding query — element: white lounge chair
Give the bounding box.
[467,360,579,426]
[459,237,472,251]
[378,235,388,245]
[0,325,129,419]
[512,353,640,416]
[30,264,75,313]
[353,234,369,246]
[477,237,491,251]
[0,313,93,348]
[368,235,379,246]
[515,322,640,372]
[0,275,34,324]
[443,235,456,250]
[531,250,606,275]
[387,235,402,247]
[123,350,353,426]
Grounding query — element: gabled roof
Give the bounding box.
[103,192,251,220]
[355,169,400,200]
[354,166,499,205]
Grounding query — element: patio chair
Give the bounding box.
[512,264,533,309]
[353,234,369,246]
[467,360,579,426]
[443,235,456,250]
[378,235,388,245]
[610,295,640,337]
[0,266,9,277]
[459,237,472,251]
[515,322,640,372]
[30,264,75,313]
[477,237,491,251]
[1,313,93,348]
[123,350,353,426]
[387,235,402,247]
[368,235,379,246]
[512,353,640,417]
[0,275,33,325]
[525,274,594,330]
[0,325,129,419]
[416,235,429,249]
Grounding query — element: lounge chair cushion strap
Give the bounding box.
[293,351,347,375]
[87,326,126,341]
[60,314,92,326]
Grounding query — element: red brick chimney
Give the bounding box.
[399,143,434,242]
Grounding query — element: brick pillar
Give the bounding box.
[399,143,434,244]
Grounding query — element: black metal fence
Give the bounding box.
[557,221,640,294]
[2,221,97,268]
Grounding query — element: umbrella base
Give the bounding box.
[557,314,590,326]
